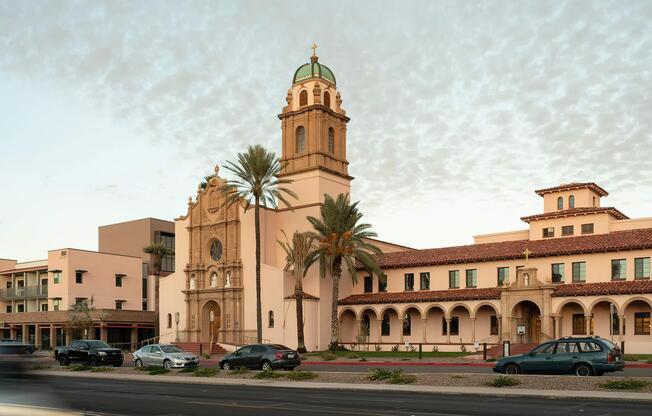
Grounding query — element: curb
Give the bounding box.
[35,370,652,402]
[302,361,495,367]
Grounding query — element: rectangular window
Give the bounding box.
[635,257,650,280]
[611,259,627,280]
[572,314,586,335]
[465,269,477,288]
[448,270,460,289]
[378,275,387,293]
[41,303,48,312]
[404,273,414,291]
[142,278,148,299]
[142,302,147,311]
[6,305,11,313]
[115,275,123,287]
[561,225,574,236]
[497,267,509,286]
[53,272,61,284]
[572,262,586,282]
[53,299,60,311]
[542,227,555,238]
[115,301,123,310]
[442,316,459,335]
[363,276,373,293]
[634,312,650,335]
[75,272,83,284]
[490,315,498,335]
[581,223,594,234]
[551,263,565,283]
[420,272,430,290]
[17,304,24,313]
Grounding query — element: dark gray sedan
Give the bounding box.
[133,344,200,369]
[219,344,300,371]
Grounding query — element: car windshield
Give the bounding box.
[600,339,618,349]
[86,341,111,349]
[269,344,291,351]
[160,346,183,353]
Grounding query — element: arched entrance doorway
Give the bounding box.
[512,300,541,343]
[202,301,221,343]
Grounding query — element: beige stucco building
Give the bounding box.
[158,51,651,354]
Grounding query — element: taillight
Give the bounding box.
[607,352,613,363]
[274,352,283,360]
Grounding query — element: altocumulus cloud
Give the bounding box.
[0,0,651,251]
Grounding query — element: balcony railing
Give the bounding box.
[0,285,48,300]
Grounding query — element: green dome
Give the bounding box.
[293,58,336,85]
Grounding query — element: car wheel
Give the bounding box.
[222,362,231,371]
[163,360,172,370]
[574,363,593,377]
[59,355,70,366]
[261,360,273,371]
[135,359,143,368]
[89,357,99,367]
[504,363,520,375]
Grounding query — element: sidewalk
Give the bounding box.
[37,370,652,402]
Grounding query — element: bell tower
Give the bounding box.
[278,45,351,180]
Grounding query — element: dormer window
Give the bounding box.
[557,197,563,210]
[569,195,575,208]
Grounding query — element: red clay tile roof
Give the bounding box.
[520,207,628,223]
[535,183,608,197]
[363,228,652,270]
[338,287,501,306]
[552,280,652,297]
[0,265,48,275]
[284,293,319,301]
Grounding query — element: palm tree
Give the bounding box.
[278,230,317,353]
[221,145,297,343]
[143,243,173,337]
[307,193,383,351]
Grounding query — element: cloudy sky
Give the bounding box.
[1,0,651,261]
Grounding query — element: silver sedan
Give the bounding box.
[132,344,200,369]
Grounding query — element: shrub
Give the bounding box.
[202,353,211,359]
[374,345,382,352]
[284,371,318,381]
[193,368,219,377]
[406,345,415,352]
[600,379,651,391]
[320,352,336,361]
[346,352,360,359]
[390,345,399,352]
[31,365,51,370]
[90,367,113,373]
[359,357,367,362]
[134,365,158,372]
[388,371,416,385]
[487,376,520,387]
[368,368,394,381]
[148,367,170,375]
[229,366,250,375]
[179,367,196,373]
[432,345,439,352]
[254,369,282,379]
[69,364,92,371]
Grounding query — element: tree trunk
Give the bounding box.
[254,198,263,343]
[295,281,306,353]
[330,258,342,351]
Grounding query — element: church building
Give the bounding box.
[159,50,652,354]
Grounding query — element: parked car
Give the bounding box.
[219,344,301,371]
[55,340,123,367]
[0,339,35,354]
[132,344,200,369]
[494,336,624,376]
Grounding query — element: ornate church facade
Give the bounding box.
[159,51,652,354]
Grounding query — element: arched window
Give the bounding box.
[299,90,308,107]
[323,91,331,108]
[295,126,305,153]
[210,272,217,288]
[381,312,391,336]
[402,313,411,336]
[569,195,575,209]
[328,127,335,154]
[557,196,563,210]
[361,314,371,336]
[268,311,275,328]
[167,313,172,328]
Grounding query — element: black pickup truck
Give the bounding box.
[55,340,123,367]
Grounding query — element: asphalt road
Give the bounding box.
[2,375,652,416]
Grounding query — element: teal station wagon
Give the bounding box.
[494,336,624,376]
